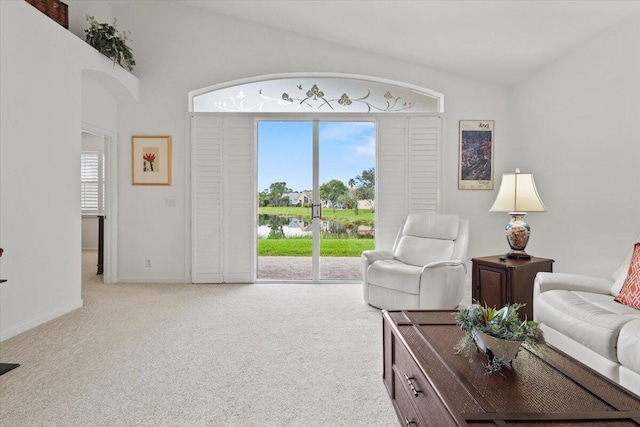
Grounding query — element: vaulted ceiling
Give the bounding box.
[113,1,640,86]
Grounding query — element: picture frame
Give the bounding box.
[458,120,494,190]
[132,136,172,185]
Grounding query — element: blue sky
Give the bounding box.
[257,121,375,193]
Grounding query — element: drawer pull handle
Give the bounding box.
[403,374,420,397]
[404,417,417,426]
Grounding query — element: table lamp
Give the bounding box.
[489,169,547,259]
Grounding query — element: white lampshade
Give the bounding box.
[489,171,547,213]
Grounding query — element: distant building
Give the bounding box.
[286,191,311,206]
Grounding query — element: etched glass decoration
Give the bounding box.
[192,77,441,113]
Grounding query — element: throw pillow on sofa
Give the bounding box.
[615,242,640,310]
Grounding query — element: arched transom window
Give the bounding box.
[191,75,443,113]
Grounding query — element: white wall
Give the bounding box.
[0,1,137,340]
[82,73,118,131]
[67,0,113,40]
[509,12,640,277]
[112,1,511,282]
[82,217,100,250]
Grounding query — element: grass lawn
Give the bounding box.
[258,238,374,256]
[259,206,374,224]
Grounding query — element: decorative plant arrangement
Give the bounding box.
[84,16,136,72]
[455,302,545,372]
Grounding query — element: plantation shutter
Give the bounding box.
[222,116,254,282]
[376,117,408,251]
[408,116,440,212]
[376,116,441,250]
[81,151,104,214]
[191,116,223,283]
[191,115,254,283]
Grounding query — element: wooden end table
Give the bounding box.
[472,255,554,320]
[383,310,640,426]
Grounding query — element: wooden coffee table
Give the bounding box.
[383,310,640,426]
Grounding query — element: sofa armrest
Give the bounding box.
[361,250,394,266]
[534,272,613,297]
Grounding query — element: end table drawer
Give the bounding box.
[394,340,455,426]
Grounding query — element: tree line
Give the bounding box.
[259,168,375,214]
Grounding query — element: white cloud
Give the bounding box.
[320,122,375,158]
[354,136,375,157]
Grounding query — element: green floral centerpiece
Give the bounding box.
[454,302,545,372]
[84,16,136,72]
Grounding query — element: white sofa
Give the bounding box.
[362,213,469,310]
[533,248,640,396]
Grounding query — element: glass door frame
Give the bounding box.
[311,120,321,281]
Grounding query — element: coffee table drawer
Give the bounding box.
[393,369,425,426]
[394,339,456,426]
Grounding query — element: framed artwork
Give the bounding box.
[132,136,172,185]
[458,120,494,190]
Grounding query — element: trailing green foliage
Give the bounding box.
[85,16,136,72]
[454,302,546,372]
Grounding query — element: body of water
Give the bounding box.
[258,214,373,238]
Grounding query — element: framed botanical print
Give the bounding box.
[458,120,494,190]
[132,136,172,185]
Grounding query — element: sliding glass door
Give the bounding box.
[257,121,313,280]
[318,121,375,280]
[257,120,375,282]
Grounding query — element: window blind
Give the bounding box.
[81,151,104,214]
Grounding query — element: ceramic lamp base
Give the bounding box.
[505,212,531,259]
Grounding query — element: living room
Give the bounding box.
[1,1,639,425]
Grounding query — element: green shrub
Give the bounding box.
[85,16,136,72]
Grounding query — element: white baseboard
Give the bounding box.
[0,299,84,342]
[116,277,189,284]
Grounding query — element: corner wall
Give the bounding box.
[509,12,640,277]
[0,1,137,340]
[0,2,85,339]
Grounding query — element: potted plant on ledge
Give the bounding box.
[84,16,136,72]
[454,302,546,372]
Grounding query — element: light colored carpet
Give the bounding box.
[0,251,398,426]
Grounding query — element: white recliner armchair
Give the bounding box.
[362,213,469,310]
